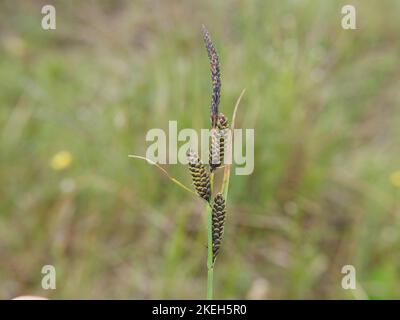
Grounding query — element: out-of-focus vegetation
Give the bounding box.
[0,0,399,299]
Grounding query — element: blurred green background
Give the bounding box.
[0,0,399,299]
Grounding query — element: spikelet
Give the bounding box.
[212,193,226,262]
[209,113,229,171]
[217,113,228,131]
[202,25,221,129]
[187,149,211,202]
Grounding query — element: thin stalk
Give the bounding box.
[207,172,214,300]
[128,155,196,196]
[206,202,214,300]
[221,89,245,200]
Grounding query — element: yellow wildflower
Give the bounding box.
[3,35,27,58]
[50,151,73,171]
[389,171,400,188]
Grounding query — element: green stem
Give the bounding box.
[207,172,214,300]
[207,202,214,300]
[221,164,231,202]
[207,268,214,299]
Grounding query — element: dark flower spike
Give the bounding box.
[187,149,211,202]
[209,113,229,171]
[202,25,221,129]
[212,193,226,262]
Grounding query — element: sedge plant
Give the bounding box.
[129,25,245,299]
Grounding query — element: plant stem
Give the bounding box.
[207,173,214,300]
[207,203,214,300]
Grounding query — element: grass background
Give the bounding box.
[0,0,399,299]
